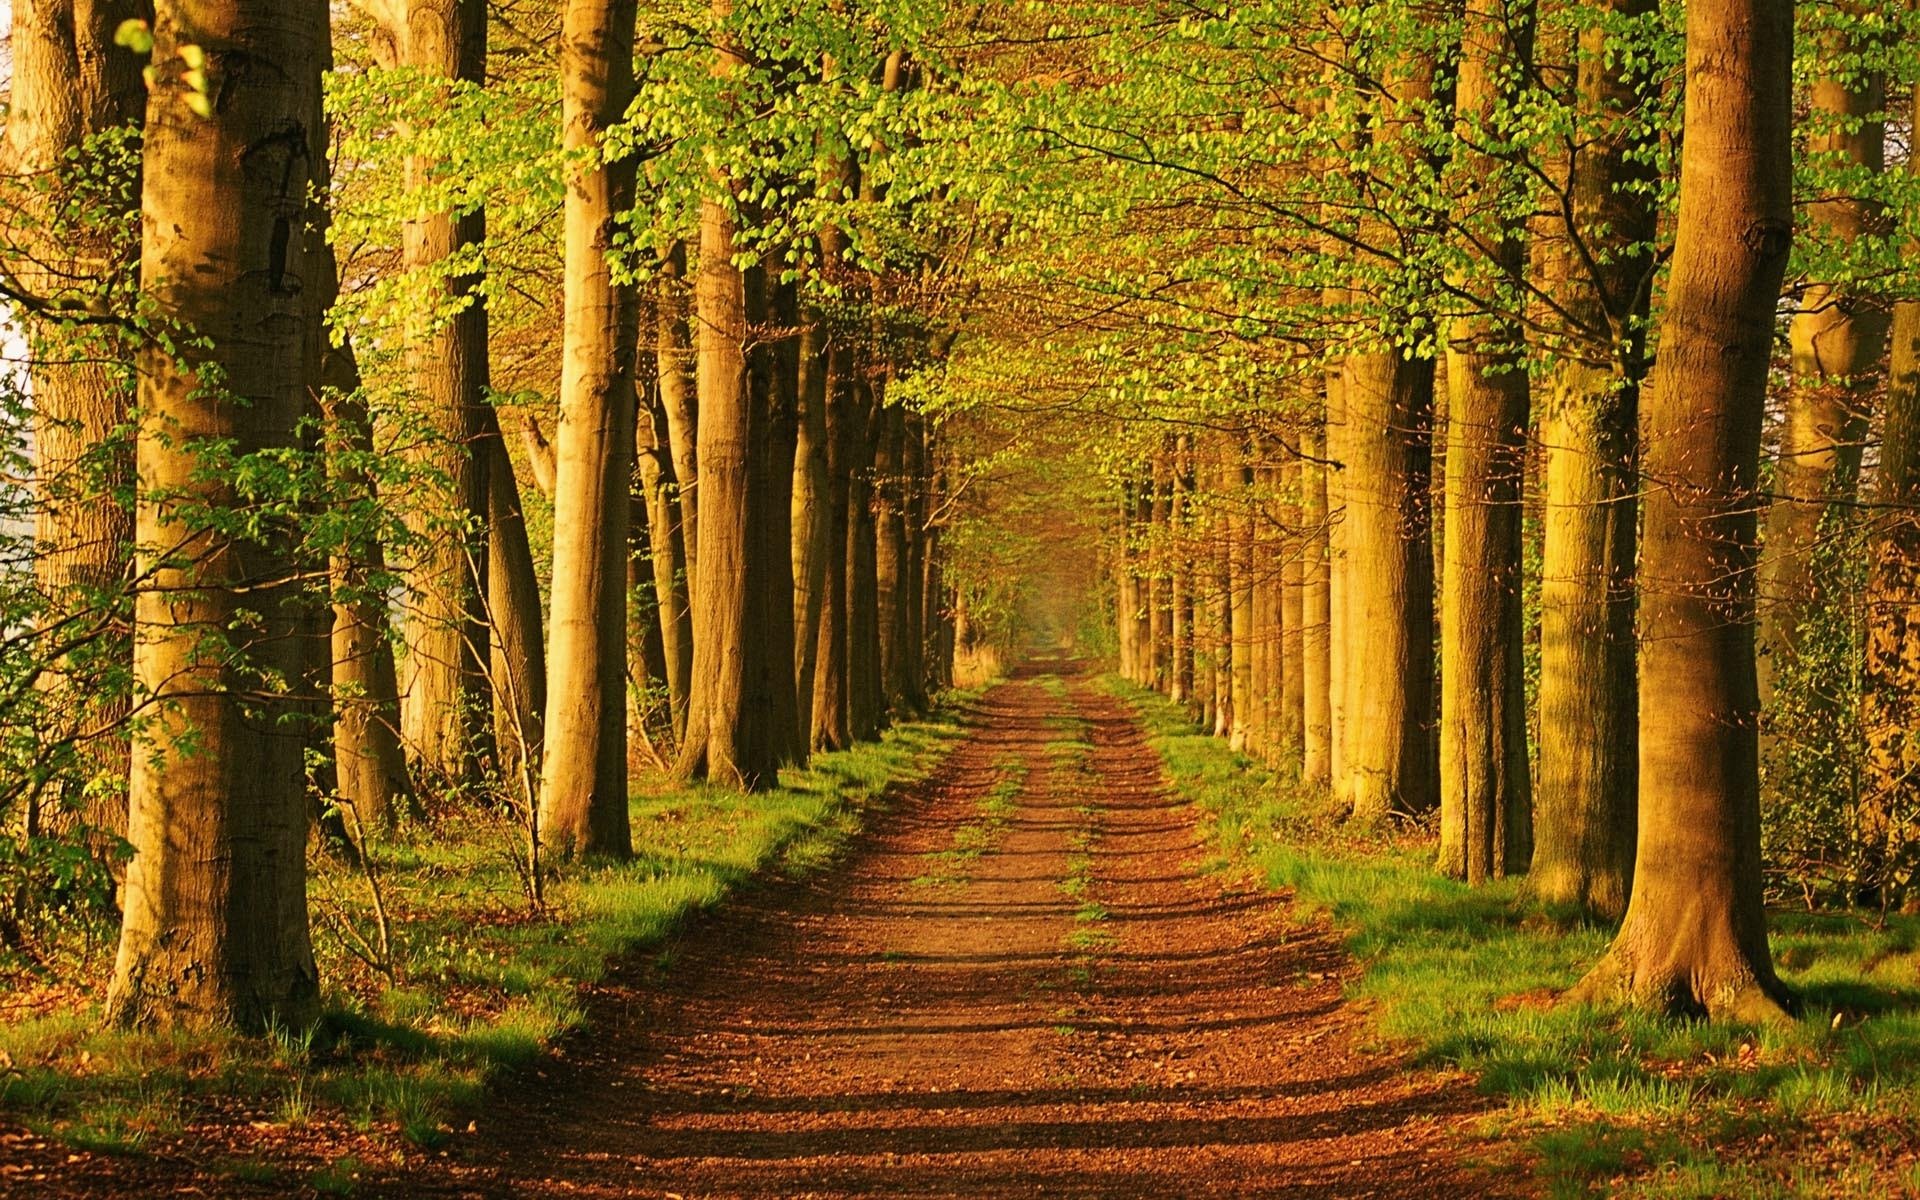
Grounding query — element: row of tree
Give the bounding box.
[1099,0,1914,1020]
[1,0,957,1030]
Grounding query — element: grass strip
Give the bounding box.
[1115,676,1920,1200]
[0,699,976,1165]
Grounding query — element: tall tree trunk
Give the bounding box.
[1170,436,1196,703]
[1278,451,1305,762]
[1251,451,1282,754]
[742,270,802,768]
[538,0,639,857]
[657,244,700,589]
[1228,455,1255,750]
[1208,472,1233,738]
[1569,0,1794,1020]
[1438,0,1534,882]
[875,405,915,715]
[398,0,491,792]
[1148,451,1173,691]
[811,357,856,749]
[311,104,413,830]
[1864,286,1920,904]
[1530,0,1657,919]
[847,374,887,741]
[1116,485,1139,681]
[903,412,932,708]
[1339,345,1438,822]
[485,422,547,800]
[6,0,145,840]
[1302,419,1333,783]
[792,317,832,727]
[1326,360,1350,781]
[675,99,764,782]
[637,384,693,739]
[1756,40,1886,707]
[107,0,322,1029]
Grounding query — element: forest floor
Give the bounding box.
[356,658,1506,1198]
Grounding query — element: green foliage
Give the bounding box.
[1763,513,1881,909]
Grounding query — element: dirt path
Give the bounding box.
[383,661,1506,1199]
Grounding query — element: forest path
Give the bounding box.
[390,657,1507,1199]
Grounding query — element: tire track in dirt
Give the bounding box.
[382,659,1511,1198]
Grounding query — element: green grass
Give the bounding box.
[915,754,1027,884]
[0,700,974,1158]
[1114,676,1920,1200]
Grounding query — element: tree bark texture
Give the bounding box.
[1756,47,1886,708]
[5,0,146,839]
[1570,0,1795,1020]
[107,0,323,1030]
[398,0,491,790]
[1438,0,1534,881]
[1530,0,1657,919]
[537,0,639,858]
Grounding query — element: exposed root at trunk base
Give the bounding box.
[1562,950,1797,1025]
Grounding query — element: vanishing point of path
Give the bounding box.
[387,661,1507,1199]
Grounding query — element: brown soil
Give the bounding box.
[375,660,1508,1198]
[1,661,1513,1198]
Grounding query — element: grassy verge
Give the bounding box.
[0,700,974,1170]
[1114,677,1920,1200]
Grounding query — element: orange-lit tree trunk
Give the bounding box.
[1530,0,1657,919]
[1569,0,1794,1020]
[1437,0,1533,882]
[4,0,145,840]
[397,0,492,790]
[1170,436,1196,703]
[1756,34,1885,707]
[107,0,322,1029]
[537,0,639,857]
[811,356,856,749]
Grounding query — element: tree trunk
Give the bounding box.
[1170,436,1196,703]
[1228,456,1255,750]
[485,422,547,800]
[1438,0,1534,882]
[1756,47,1886,708]
[791,317,832,727]
[538,0,639,858]
[313,176,413,830]
[1338,347,1437,823]
[675,184,759,781]
[1530,0,1657,919]
[637,384,693,739]
[1116,485,1139,681]
[1251,452,1283,756]
[398,0,491,792]
[903,412,931,708]
[1302,419,1333,784]
[811,356,856,750]
[742,270,802,769]
[1209,471,1233,738]
[1278,451,1306,762]
[107,0,322,1029]
[657,243,700,589]
[1569,0,1794,1020]
[1148,451,1173,691]
[6,0,145,841]
[1326,360,1350,781]
[1864,288,1920,903]
[847,374,887,741]
[875,405,915,715]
